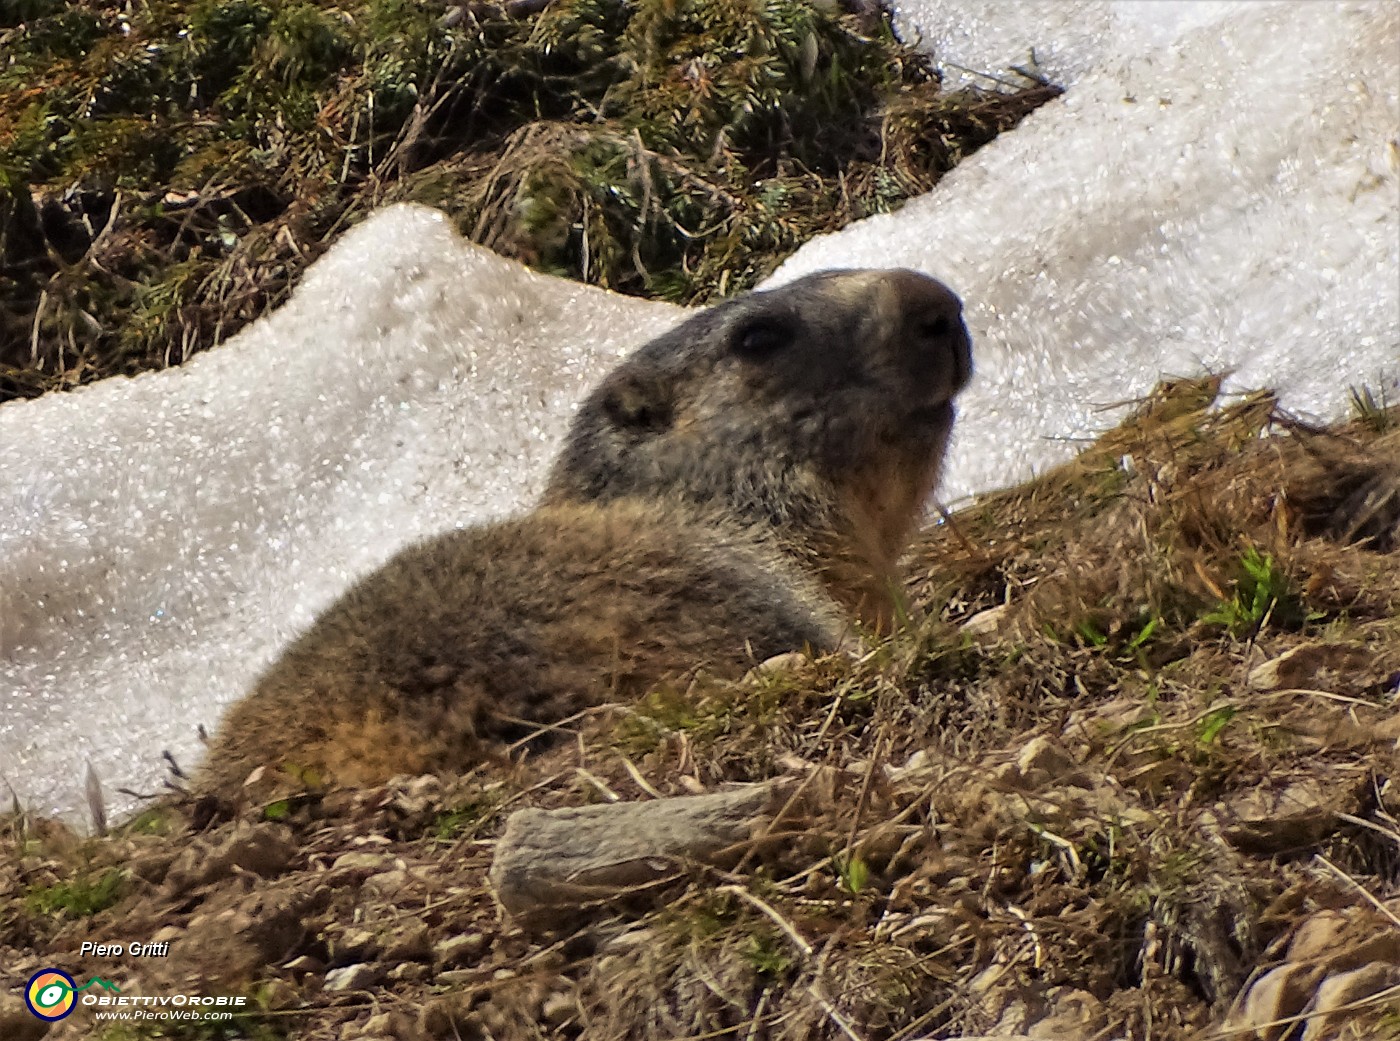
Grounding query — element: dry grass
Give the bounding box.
[2,381,1398,1040]
[0,0,1058,402]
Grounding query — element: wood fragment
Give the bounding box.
[490,782,790,919]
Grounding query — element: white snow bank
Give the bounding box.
[2,0,1397,822]
[780,0,1400,497]
[0,214,678,819]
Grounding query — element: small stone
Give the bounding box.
[318,790,359,818]
[775,751,815,773]
[386,775,446,822]
[969,963,1004,994]
[283,955,326,974]
[1301,962,1400,1041]
[383,920,432,962]
[743,650,816,684]
[885,749,932,782]
[753,650,810,675]
[1224,963,1319,1035]
[435,932,489,968]
[1246,642,1369,691]
[1214,774,1360,853]
[258,977,303,1012]
[541,990,578,1027]
[361,868,414,900]
[990,761,1022,787]
[324,963,381,993]
[332,851,390,872]
[400,775,442,801]
[164,822,297,893]
[1336,928,1400,970]
[961,604,1010,637]
[435,969,478,986]
[348,1010,421,1041]
[888,909,964,947]
[1024,986,1102,1037]
[331,927,381,964]
[1061,697,1145,741]
[1288,910,1350,962]
[419,994,473,1039]
[389,962,432,983]
[127,847,180,884]
[1016,735,1075,788]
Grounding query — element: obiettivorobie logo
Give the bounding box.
[22,967,249,1024]
[25,969,121,1021]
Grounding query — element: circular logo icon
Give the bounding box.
[25,969,77,1021]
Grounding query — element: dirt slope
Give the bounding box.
[3,380,1399,1041]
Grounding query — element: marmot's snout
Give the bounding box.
[885,268,973,404]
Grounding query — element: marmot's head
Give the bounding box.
[544,269,972,581]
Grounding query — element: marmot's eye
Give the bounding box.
[732,319,792,360]
[918,316,951,339]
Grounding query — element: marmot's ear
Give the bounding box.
[600,373,674,434]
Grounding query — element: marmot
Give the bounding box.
[197,268,972,797]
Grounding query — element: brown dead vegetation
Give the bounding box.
[2,380,1398,1041]
[0,0,1057,402]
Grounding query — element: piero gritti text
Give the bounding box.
[80,940,170,958]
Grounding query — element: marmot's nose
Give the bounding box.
[890,269,973,393]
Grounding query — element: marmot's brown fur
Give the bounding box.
[198,269,972,797]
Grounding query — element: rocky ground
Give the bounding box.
[3,379,1399,1041]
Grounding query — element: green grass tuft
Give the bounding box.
[1201,546,1310,635]
[24,867,125,917]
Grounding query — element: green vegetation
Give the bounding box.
[23,865,124,917]
[742,929,795,976]
[430,795,497,841]
[834,851,869,894]
[1351,383,1395,433]
[1201,545,1309,635]
[119,805,178,835]
[1194,703,1236,745]
[0,0,1057,400]
[260,798,292,821]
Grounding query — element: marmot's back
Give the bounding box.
[199,268,972,798]
[199,501,842,794]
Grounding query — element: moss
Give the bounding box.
[187,0,275,100]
